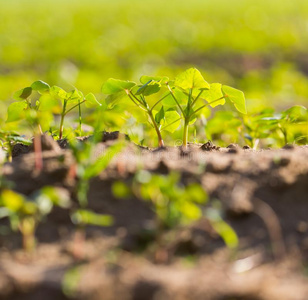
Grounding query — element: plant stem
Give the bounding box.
[183,118,189,149]
[167,85,184,114]
[59,100,67,140]
[148,109,164,147]
[78,100,82,137]
[64,100,86,116]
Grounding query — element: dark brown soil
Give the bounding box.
[1,136,308,300]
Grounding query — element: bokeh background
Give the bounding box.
[1,0,308,130]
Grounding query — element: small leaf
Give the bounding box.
[136,80,161,96]
[102,78,136,94]
[6,101,28,122]
[31,81,50,93]
[13,87,32,101]
[154,106,165,125]
[0,189,25,212]
[50,86,67,99]
[85,93,101,108]
[174,68,210,90]
[222,85,247,114]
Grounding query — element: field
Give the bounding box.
[0,1,308,299]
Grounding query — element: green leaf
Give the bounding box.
[140,76,169,85]
[71,209,113,226]
[85,93,101,108]
[201,83,225,107]
[13,87,32,101]
[31,80,50,93]
[102,78,136,94]
[162,109,181,133]
[222,85,247,114]
[136,80,161,96]
[6,101,28,122]
[67,89,83,102]
[154,106,165,125]
[50,86,67,100]
[174,68,210,90]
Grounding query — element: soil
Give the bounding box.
[0,133,308,300]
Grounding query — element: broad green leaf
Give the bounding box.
[136,80,161,96]
[162,109,181,133]
[50,86,67,100]
[222,85,247,114]
[7,136,31,145]
[201,83,225,107]
[31,80,50,93]
[174,68,210,90]
[71,209,113,226]
[85,93,101,108]
[13,87,32,101]
[140,76,169,84]
[6,101,28,122]
[154,106,165,125]
[102,78,136,94]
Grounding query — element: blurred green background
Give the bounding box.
[1,0,308,122]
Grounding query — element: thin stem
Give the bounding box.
[191,90,204,107]
[182,89,193,149]
[59,100,68,140]
[167,85,184,115]
[147,109,164,147]
[127,93,147,112]
[188,96,226,119]
[78,100,82,137]
[150,93,169,113]
[64,100,86,116]
[161,117,183,131]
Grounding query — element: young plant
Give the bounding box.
[49,86,101,139]
[0,186,70,252]
[165,68,247,148]
[102,77,180,147]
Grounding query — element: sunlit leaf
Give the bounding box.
[174,68,210,90]
[222,85,247,114]
[201,83,225,107]
[31,80,50,93]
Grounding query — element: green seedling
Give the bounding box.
[102,76,181,147]
[50,86,101,139]
[164,68,246,148]
[0,186,70,252]
[0,130,31,162]
[244,105,308,148]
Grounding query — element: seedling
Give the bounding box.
[165,68,247,148]
[0,186,70,252]
[50,86,101,139]
[102,77,180,147]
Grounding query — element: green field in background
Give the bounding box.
[1,0,308,119]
